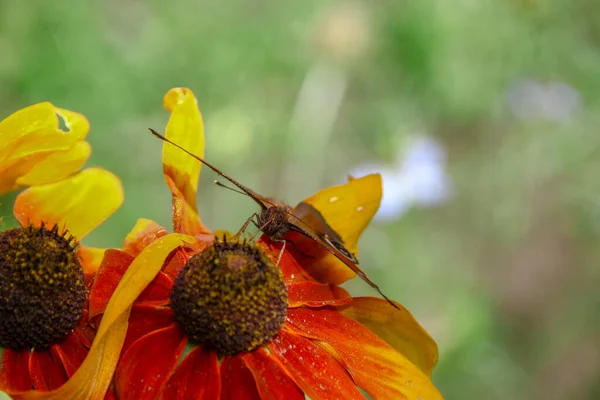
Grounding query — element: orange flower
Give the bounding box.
[0,104,124,399]
[89,88,442,399]
[0,103,91,195]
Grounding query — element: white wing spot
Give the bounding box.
[329,196,339,203]
[357,206,364,212]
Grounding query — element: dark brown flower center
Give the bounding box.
[170,239,288,355]
[0,225,86,350]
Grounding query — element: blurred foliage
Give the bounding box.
[2,0,600,398]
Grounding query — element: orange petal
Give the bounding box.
[161,87,210,237]
[29,350,67,391]
[268,330,364,400]
[13,168,123,240]
[89,250,135,321]
[8,233,194,400]
[161,346,220,400]
[286,282,352,307]
[0,349,32,392]
[15,141,90,188]
[338,297,439,376]
[115,324,187,400]
[286,307,442,399]
[242,348,304,400]
[123,219,169,256]
[257,237,315,284]
[0,104,90,195]
[123,305,175,357]
[220,356,261,400]
[288,174,382,285]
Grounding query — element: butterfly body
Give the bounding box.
[149,128,397,308]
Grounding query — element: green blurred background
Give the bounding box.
[2,1,600,398]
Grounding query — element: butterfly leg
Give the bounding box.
[233,212,260,240]
[272,239,287,267]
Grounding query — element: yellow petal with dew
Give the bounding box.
[13,168,123,241]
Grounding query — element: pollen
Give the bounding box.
[170,238,288,355]
[0,225,86,350]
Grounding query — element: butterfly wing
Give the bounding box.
[288,173,382,285]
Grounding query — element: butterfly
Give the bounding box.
[150,128,397,308]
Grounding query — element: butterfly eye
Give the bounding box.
[323,235,358,263]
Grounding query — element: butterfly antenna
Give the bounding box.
[149,128,257,195]
[214,180,248,196]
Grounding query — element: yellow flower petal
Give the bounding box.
[8,234,194,400]
[123,218,169,256]
[13,168,123,240]
[161,88,209,236]
[0,103,90,195]
[16,141,91,187]
[338,297,439,376]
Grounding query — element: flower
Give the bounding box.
[89,88,442,399]
[0,105,124,397]
[0,103,91,195]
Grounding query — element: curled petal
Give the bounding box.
[161,87,210,237]
[137,272,173,307]
[338,297,439,376]
[123,305,175,358]
[268,330,364,400]
[0,103,89,194]
[16,141,90,187]
[13,168,123,241]
[50,331,88,377]
[123,219,169,256]
[242,348,304,400]
[116,324,187,400]
[287,307,442,399]
[220,356,261,400]
[161,346,220,400]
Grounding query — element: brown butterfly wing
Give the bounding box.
[289,203,395,306]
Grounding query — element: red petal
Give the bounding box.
[268,330,364,400]
[29,349,68,391]
[220,355,261,400]
[89,249,135,320]
[287,307,442,399]
[160,346,220,400]
[0,349,32,392]
[258,237,315,284]
[136,271,173,307]
[287,281,352,307]
[161,247,189,280]
[115,324,187,400]
[123,305,175,356]
[50,330,88,376]
[242,348,304,400]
